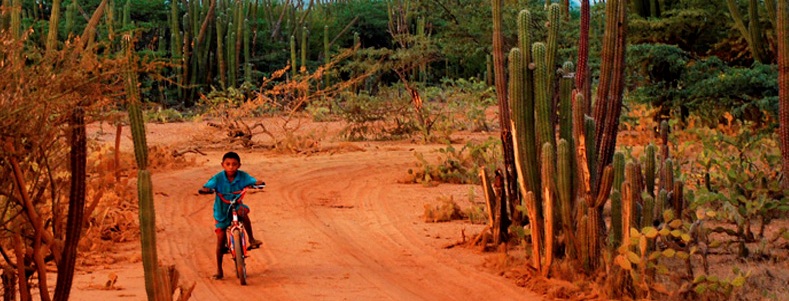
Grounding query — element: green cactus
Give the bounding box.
[610,189,622,246]
[578,213,589,269]
[228,26,236,87]
[645,143,657,197]
[216,12,226,88]
[244,19,251,84]
[324,25,330,88]
[170,0,181,58]
[557,139,575,258]
[613,152,625,191]
[533,42,554,151]
[515,10,542,221]
[123,35,161,300]
[663,158,674,194]
[290,34,297,78]
[642,194,654,229]
[656,188,667,219]
[546,4,560,74]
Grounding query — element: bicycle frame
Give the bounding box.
[220,189,250,260]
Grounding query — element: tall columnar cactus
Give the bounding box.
[610,189,623,246]
[672,180,684,219]
[244,18,251,84]
[645,143,657,197]
[642,194,654,228]
[234,0,244,76]
[170,0,181,58]
[540,142,556,275]
[662,158,674,195]
[290,34,297,77]
[123,35,161,301]
[516,9,541,221]
[533,42,554,151]
[557,139,575,258]
[227,25,237,87]
[779,0,789,190]
[301,26,308,73]
[611,152,625,245]
[546,4,560,74]
[324,25,330,88]
[656,189,668,223]
[216,12,227,88]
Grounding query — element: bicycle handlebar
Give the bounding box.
[198,182,265,195]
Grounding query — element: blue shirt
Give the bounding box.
[203,170,257,226]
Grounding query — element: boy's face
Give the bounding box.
[221,158,241,177]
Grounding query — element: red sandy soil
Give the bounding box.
[58,119,542,301]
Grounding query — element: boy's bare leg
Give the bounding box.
[241,215,261,247]
[214,229,225,279]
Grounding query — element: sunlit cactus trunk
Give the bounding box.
[540,143,556,276]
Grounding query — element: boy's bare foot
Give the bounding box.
[212,274,223,280]
[248,239,263,249]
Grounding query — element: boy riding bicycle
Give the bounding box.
[199,151,264,280]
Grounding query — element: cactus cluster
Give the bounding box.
[506,0,631,274]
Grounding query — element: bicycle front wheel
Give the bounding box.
[232,228,247,285]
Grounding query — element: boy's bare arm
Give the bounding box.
[198,187,213,194]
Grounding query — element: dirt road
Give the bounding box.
[61,120,541,300]
[149,145,539,300]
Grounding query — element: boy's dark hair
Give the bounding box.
[222,151,241,163]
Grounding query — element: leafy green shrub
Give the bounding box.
[689,127,789,256]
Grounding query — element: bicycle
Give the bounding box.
[199,183,265,285]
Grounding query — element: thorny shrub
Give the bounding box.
[407,137,502,185]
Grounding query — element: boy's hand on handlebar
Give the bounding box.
[251,180,266,189]
[198,187,214,195]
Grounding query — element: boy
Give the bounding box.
[199,151,264,280]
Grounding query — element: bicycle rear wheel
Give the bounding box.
[232,228,247,285]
